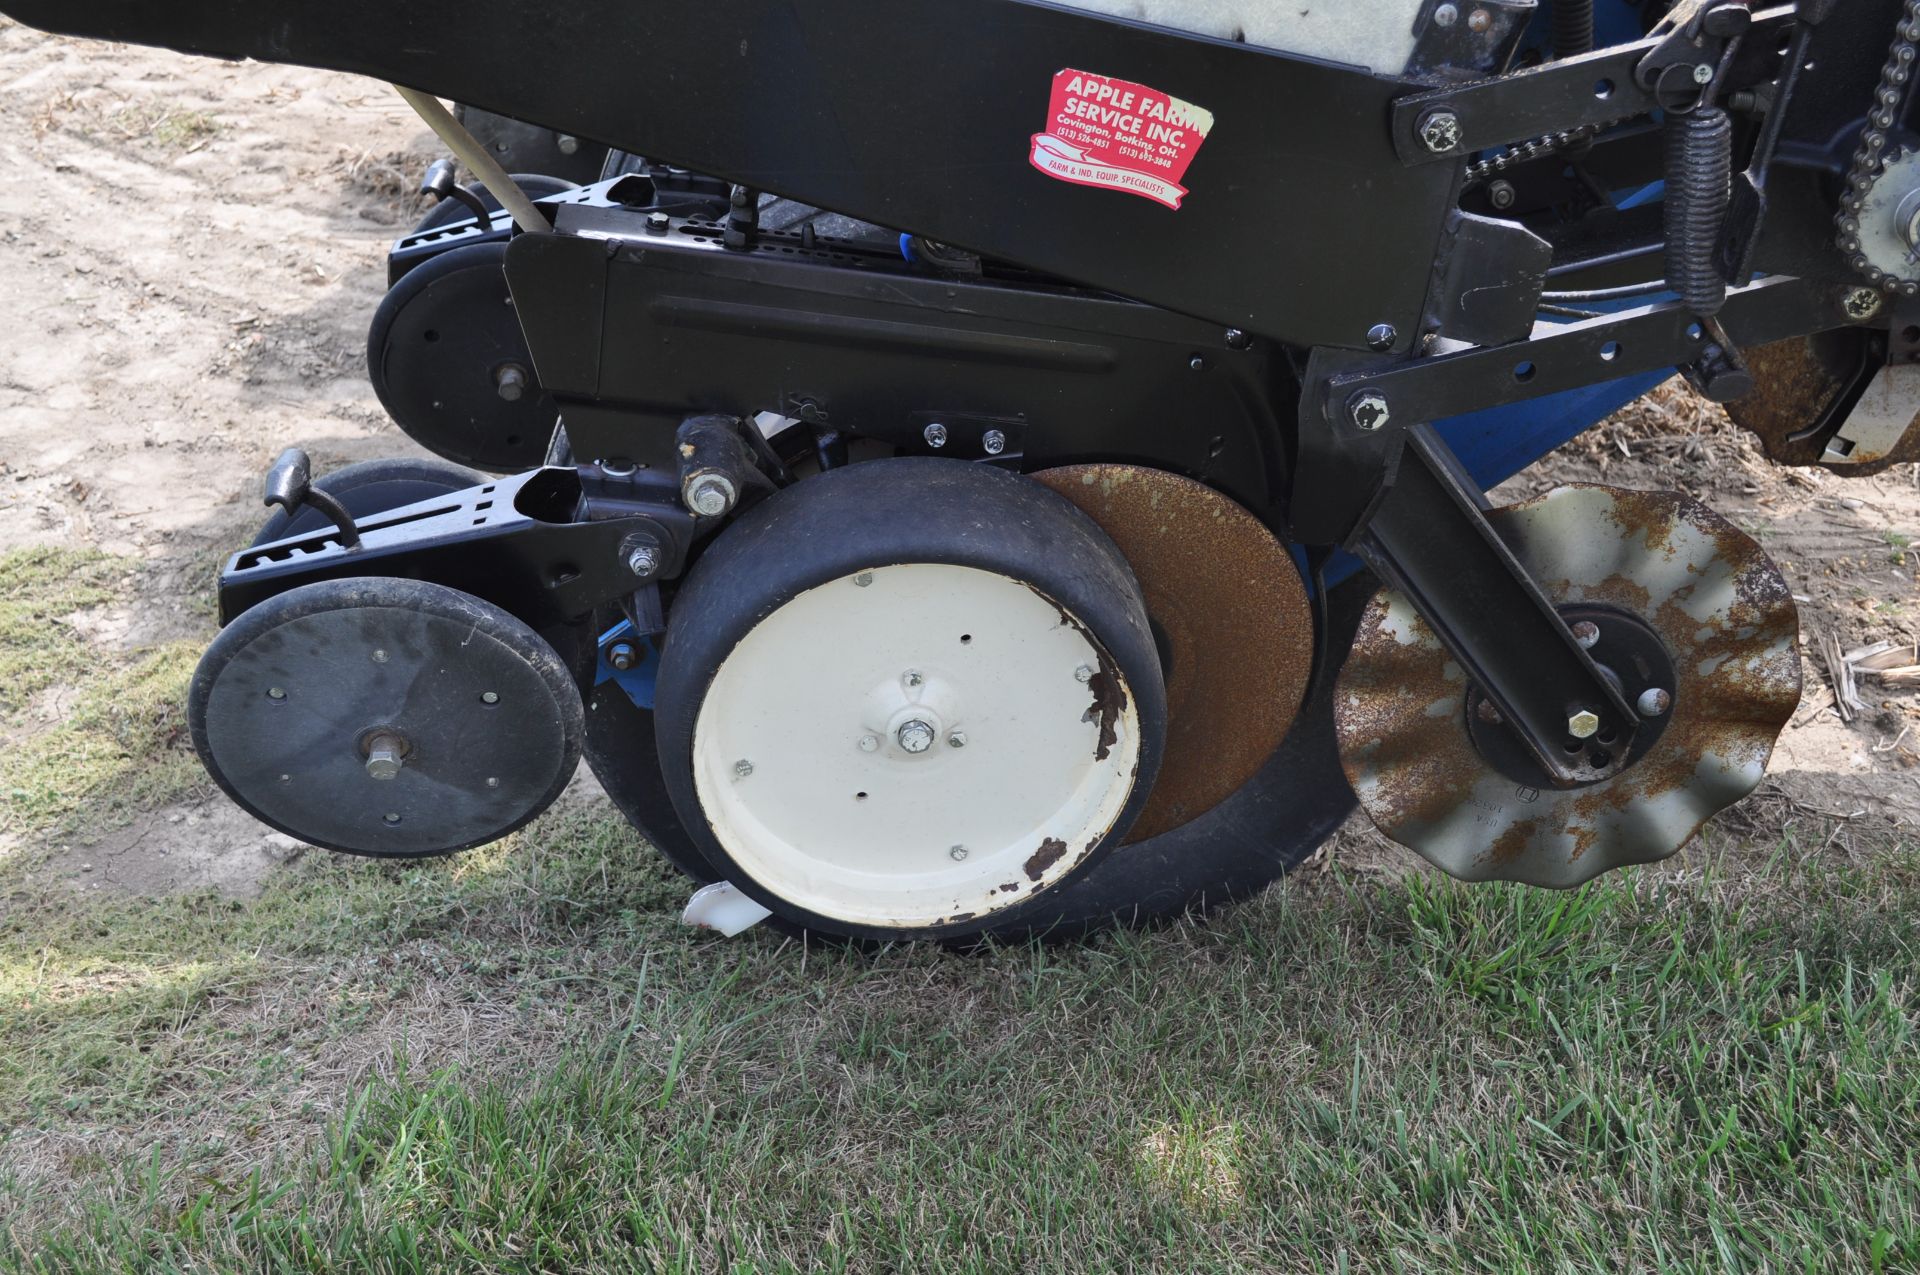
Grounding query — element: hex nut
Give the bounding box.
[1567,710,1601,739]
[1844,287,1883,322]
[607,641,639,672]
[1347,390,1391,432]
[1418,110,1463,155]
[627,544,662,578]
[684,472,738,518]
[896,720,936,754]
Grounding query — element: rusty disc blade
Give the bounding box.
[1034,465,1313,842]
[1334,485,1801,887]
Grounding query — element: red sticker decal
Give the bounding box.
[1030,69,1215,210]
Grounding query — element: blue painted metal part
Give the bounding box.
[595,618,660,709]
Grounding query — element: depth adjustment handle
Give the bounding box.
[262,447,361,549]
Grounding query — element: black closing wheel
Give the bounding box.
[368,241,557,473]
[189,578,584,858]
[651,458,1170,941]
[250,456,483,546]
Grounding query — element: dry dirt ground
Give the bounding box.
[0,22,1916,900]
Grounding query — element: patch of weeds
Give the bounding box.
[1885,529,1912,566]
[0,641,203,839]
[0,546,121,717]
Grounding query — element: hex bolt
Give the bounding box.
[1567,709,1601,739]
[364,732,406,782]
[684,472,738,518]
[1488,180,1517,212]
[1074,664,1094,684]
[494,364,527,403]
[627,544,662,578]
[1347,390,1392,432]
[1570,620,1601,649]
[1366,324,1398,352]
[1418,109,1463,155]
[557,134,580,155]
[982,429,1007,456]
[949,845,969,861]
[1844,287,1883,322]
[896,720,936,754]
[923,422,949,449]
[858,734,880,753]
[947,731,967,749]
[607,641,639,672]
[734,759,755,778]
[646,211,671,234]
[1637,687,1673,717]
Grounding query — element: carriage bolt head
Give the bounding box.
[1637,687,1672,717]
[903,670,924,688]
[1570,620,1601,649]
[858,734,880,753]
[1347,390,1391,432]
[1418,109,1462,154]
[557,134,580,155]
[1692,62,1715,85]
[1366,324,1398,352]
[734,759,754,778]
[946,731,967,749]
[627,544,662,578]
[684,472,738,518]
[1567,709,1601,739]
[1845,286,1884,321]
[982,429,1007,456]
[494,363,527,402]
[1433,2,1458,25]
[949,845,969,861]
[897,720,936,754]
[364,733,406,781]
[923,422,949,449]
[606,641,639,672]
[1224,328,1251,349]
[481,691,500,704]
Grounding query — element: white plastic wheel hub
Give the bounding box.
[691,563,1143,929]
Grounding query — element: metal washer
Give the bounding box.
[189,578,584,858]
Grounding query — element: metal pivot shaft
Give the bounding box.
[1353,425,1641,786]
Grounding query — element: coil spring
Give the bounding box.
[1552,0,1594,61]
[1665,107,1733,316]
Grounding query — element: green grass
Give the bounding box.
[3,811,1916,1273]
[0,546,204,839]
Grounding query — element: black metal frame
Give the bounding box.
[4,0,1898,776]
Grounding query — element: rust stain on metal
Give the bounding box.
[1024,837,1069,881]
[1034,464,1314,842]
[1727,336,1920,474]
[1334,484,1801,888]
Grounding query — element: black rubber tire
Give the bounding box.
[412,174,577,232]
[366,242,558,473]
[250,457,484,547]
[581,573,1365,944]
[189,577,584,859]
[650,458,1170,943]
